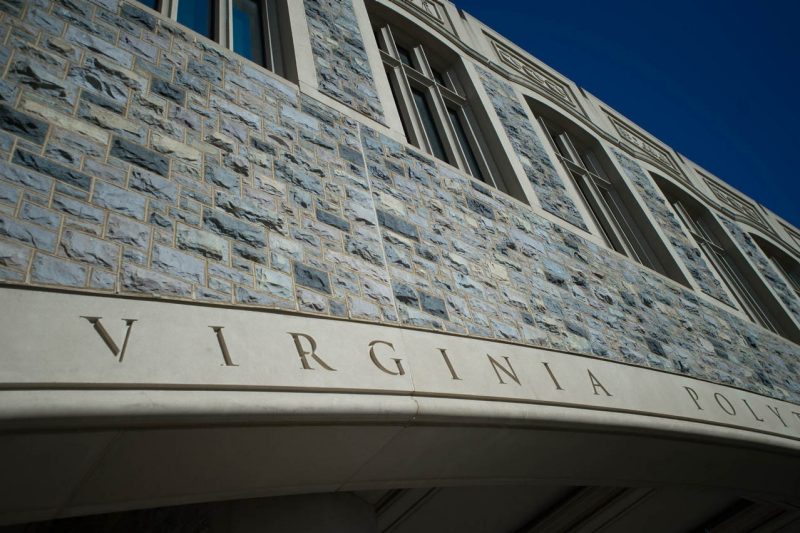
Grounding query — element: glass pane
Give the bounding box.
[178,0,215,40]
[432,68,446,86]
[447,107,484,182]
[233,0,266,67]
[135,0,159,9]
[384,66,412,142]
[554,133,575,162]
[412,88,448,163]
[580,150,605,178]
[397,46,413,67]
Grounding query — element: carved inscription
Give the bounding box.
[289,332,336,371]
[437,348,461,381]
[369,340,405,376]
[210,326,237,367]
[71,313,799,438]
[684,386,799,430]
[81,316,137,363]
[487,355,521,386]
[588,370,612,397]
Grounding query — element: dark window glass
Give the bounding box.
[447,107,484,181]
[178,0,215,40]
[135,0,159,9]
[412,88,448,163]
[233,0,266,67]
[431,68,445,86]
[397,45,413,67]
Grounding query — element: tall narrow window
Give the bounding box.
[537,115,670,276]
[656,179,795,338]
[233,0,266,67]
[372,20,519,197]
[752,235,800,299]
[134,0,159,10]
[448,107,484,182]
[146,0,289,80]
[412,88,448,163]
[178,0,216,40]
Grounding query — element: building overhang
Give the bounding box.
[1,287,798,525]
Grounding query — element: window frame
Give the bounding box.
[752,234,800,300]
[373,22,510,194]
[655,178,799,340]
[537,115,672,277]
[137,0,286,76]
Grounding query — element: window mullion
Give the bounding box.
[583,175,636,258]
[397,74,429,152]
[218,0,228,47]
[264,0,280,73]
[429,85,462,169]
[455,106,494,185]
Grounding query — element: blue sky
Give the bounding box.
[455,0,800,228]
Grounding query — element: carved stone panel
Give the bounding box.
[702,173,774,237]
[781,223,800,253]
[605,113,690,185]
[489,37,587,118]
[388,0,456,37]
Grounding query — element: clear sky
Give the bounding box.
[455,0,800,228]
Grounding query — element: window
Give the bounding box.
[535,112,673,277]
[178,0,215,40]
[134,0,287,77]
[752,235,800,299]
[373,21,514,196]
[655,178,796,338]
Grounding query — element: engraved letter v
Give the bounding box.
[81,317,137,363]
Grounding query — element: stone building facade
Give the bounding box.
[0,0,798,530]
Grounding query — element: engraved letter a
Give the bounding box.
[81,316,137,363]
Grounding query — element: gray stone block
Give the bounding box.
[0,240,31,270]
[377,209,418,240]
[110,137,169,176]
[152,244,205,284]
[92,180,147,220]
[150,78,186,105]
[107,213,150,248]
[60,229,119,270]
[122,263,191,297]
[129,168,178,203]
[0,103,48,144]
[203,209,266,248]
[293,262,331,294]
[420,292,449,320]
[20,202,60,229]
[13,149,91,190]
[205,163,240,192]
[316,209,350,232]
[31,253,87,287]
[215,191,285,234]
[177,224,229,261]
[256,267,294,300]
[0,214,57,251]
